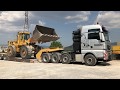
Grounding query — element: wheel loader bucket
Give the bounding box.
[31,25,60,43]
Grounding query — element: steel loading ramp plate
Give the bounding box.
[31,25,60,43]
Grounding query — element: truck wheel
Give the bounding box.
[84,54,97,66]
[41,53,51,63]
[20,46,32,59]
[51,52,61,63]
[7,46,16,57]
[61,53,71,64]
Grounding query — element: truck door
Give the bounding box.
[88,29,103,50]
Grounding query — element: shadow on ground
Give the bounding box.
[96,62,111,66]
[70,61,111,66]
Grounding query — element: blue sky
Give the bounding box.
[0,11,120,47]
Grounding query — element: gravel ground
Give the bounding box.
[0,60,120,79]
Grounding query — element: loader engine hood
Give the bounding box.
[30,25,60,43]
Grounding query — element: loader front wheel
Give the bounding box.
[7,46,16,57]
[20,46,32,59]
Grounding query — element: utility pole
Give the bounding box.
[24,11,29,31]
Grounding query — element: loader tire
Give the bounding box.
[7,46,16,57]
[41,53,51,63]
[51,52,61,63]
[20,46,32,59]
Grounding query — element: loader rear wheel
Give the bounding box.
[51,52,61,63]
[20,46,32,59]
[7,46,16,57]
[41,53,51,63]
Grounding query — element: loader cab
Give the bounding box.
[18,32,30,40]
[23,33,30,40]
[17,31,30,44]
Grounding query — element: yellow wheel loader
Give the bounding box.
[7,25,63,61]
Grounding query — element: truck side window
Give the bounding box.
[88,29,100,40]
[88,33,100,40]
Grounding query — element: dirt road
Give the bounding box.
[0,60,120,79]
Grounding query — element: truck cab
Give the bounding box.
[62,24,111,66]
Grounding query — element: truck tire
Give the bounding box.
[84,54,97,66]
[41,53,51,63]
[51,52,61,63]
[20,46,32,59]
[61,53,71,64]
[7,46,16,57]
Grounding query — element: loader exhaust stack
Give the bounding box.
[31,25,60,43]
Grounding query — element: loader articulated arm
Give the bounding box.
[30,25,60,44]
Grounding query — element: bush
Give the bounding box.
[49,41,63,48]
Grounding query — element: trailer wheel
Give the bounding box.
[51,52,61,63]
[7,46,16,57]
[20,46,32,59]
[41,53,51,63]
[84,54,97,66]
[61,53,71,64]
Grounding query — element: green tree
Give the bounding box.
[49,41,63,48]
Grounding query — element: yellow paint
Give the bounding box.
[8,31,31,52]
[112,46,120,51]
[112,46,120,54]
[36,48,63,62]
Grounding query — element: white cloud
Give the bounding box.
[0,11,24,22]
[0,11,36,33]
[95,11,120,29]
[65,11,90,24]
[38,20,46,26]
[0,11,25,32]
[77,25,82,29]
[0,23,23,32]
